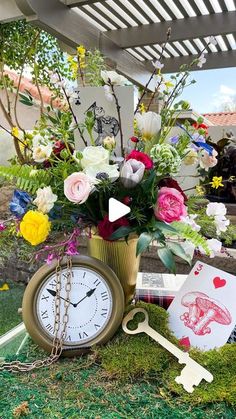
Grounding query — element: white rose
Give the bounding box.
[33,144,52,163]
[81,146,109,169]
[33,186,57,213]
[101,70,128,86]
[84,163,119,183]
[135,111,161,140]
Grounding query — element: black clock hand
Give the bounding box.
[74,288,96,307]
[46,288,76,307]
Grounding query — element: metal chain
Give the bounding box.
[0,256,73,373]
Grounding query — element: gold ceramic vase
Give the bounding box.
[87,234,140,305]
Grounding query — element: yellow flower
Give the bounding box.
[0,283,9,291]
[210,176,224,189]
[20,210,51,246]
[139,103,146,114]
[165,81,174,89]
[77,45,86,57]
[196,185,205,196]
[11,126,19,138]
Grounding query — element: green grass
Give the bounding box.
[1,290,236,418]
[0,280,25,335]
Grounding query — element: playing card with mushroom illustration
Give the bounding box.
[167,262,236,350]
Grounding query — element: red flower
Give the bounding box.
[130,136,139,143]
[126,150,153,170]
[53,141,67,156]
[97,215,129,240]
[158,178,188,202]
[192,122,208,134]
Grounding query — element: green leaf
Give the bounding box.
[167,242,191,265]
[136,232,153,256]
[157,247,176,274]
[154,222,178,235]
[109,226,134,241]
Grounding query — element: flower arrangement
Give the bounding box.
[0,35,230,273]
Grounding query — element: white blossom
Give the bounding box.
[33,144,52,163]
[199,238,222,258]
[180,214,201,232]
[197,54,206,68]
[101,70,128,86]
[104,85,113,102]
[152,60,164,70]
[206,202,227,218]
[207,36,217,46]
[33,186,57,214]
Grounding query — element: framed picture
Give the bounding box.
[72,86,134,154]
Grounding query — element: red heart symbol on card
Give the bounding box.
[179,337,191,351]
[213,276,226,289]
[194,271,200,276]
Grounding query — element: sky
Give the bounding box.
[173,67,236,114]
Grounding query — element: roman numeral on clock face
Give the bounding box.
[94,324,101,330]
[41,310,48,320]
[101,308,108,318]
[78,331,88,340]
[41,294,49,302]
[48,280,56,288]
[46,323,54,333]
[63,272,74,279]
[94,278,101,287]
[101,291,108,301]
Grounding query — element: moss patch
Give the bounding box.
[1,301,236,417]
[98,302,236,407]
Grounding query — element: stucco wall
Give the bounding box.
[0,90,40,166]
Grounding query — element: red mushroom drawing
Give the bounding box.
[180,292,232,336]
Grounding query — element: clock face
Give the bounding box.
[36,266,113,347]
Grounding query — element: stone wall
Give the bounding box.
[1,235,236,286]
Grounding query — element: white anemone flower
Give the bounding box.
[84,163,119,183]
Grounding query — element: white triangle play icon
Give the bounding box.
[108,198,131,222]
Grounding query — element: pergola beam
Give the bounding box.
[60,0,106,6]
[106,11,236,49]
[13,0,156,90]
[145,50,236,74]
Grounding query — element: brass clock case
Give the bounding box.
[22,255,125,357]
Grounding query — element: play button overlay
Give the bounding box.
[108,198,130,222]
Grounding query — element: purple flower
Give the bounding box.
[65,241,79,256]
[0,223,6,231]
[170,135,179,144]
[45,253,56,265]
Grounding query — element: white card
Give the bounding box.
[168,261,236,350]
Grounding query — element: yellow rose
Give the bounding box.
[20,210,51,246]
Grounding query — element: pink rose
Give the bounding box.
[64,172,92,204]
[154,187,187,223]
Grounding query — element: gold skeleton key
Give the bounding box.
[122,308,213,393]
